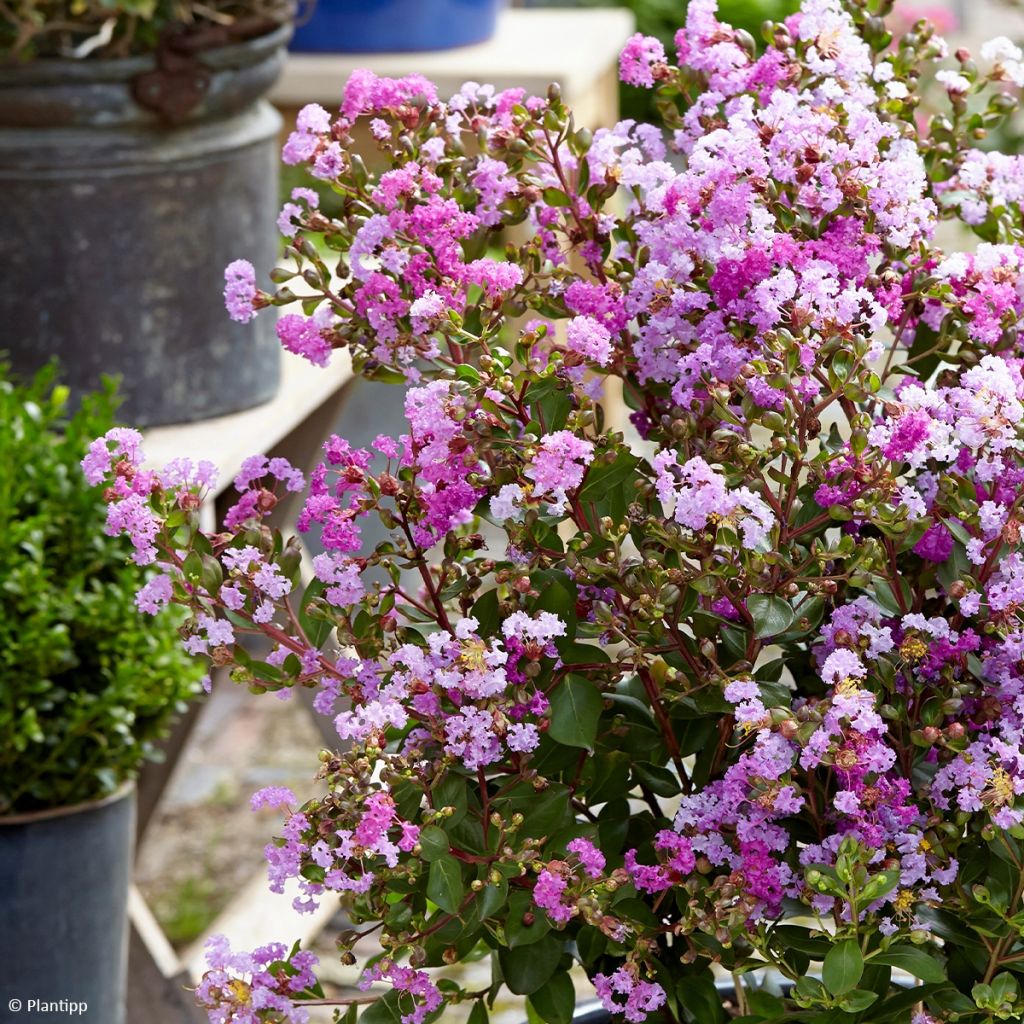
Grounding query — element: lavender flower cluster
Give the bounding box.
[86,0,1024,1020]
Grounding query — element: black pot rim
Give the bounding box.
[0,780,135,826]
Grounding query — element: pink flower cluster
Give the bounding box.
[197,934,318,1024]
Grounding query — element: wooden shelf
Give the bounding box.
[272,8,635,129]
[143,350,354,499]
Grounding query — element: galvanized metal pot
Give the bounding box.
[0,26,289,426]
[0,784,136,1024]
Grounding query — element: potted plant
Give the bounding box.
[88,0,1024,1019]
[0,366,202,1023]
[0,2,295,427]
[290,0,502,55]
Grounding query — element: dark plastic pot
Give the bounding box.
[291,0,500,53]
[0,26,289,427]
[0,785,136,1024]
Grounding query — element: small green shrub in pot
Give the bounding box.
[0,365,201,814]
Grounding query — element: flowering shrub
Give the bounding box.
[87,0,1024,1020]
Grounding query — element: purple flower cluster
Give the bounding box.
[197,934,318,1024]
[357,960,441,1024]
[593,968,666,1024]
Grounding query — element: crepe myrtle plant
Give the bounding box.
[85,0,1024,1020]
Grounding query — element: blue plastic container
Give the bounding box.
[291,0,501,53]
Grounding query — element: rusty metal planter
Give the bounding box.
[0,26,289,426]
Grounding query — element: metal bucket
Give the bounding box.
[0,27,289,426]
[0,785,136,1023]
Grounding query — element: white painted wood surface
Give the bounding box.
[272,8,635,127]
[143,350,355,499]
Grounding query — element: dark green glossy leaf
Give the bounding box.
[633,761,681,797]
[427,856,464,914]
[498,933,563,994]
[466,1002,489,1024]
[676,970,726,1023]
[299,577,334,648]
[360,990,404,1024]
[549,676,601,749]
[870,944,946,984]
[822,940,863,996]
[417,825,450,862]
[527,970,575,1024]
[505,889,552,948]
[837,989,878,1013]
[501,783,572,839]
[747,594,795,639]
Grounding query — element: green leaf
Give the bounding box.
[548,675,601,749]
[525,379,572,434]
[299,577,333,647]
[432,773,469,827]
[472,589,500,637]
[870,944,946,984]
[838,989,878,1013]
[870,983,946,1022]
[578,451,639,501]
[676,971,726,1023]
[822,939,864,996]
[746,989,784,1016]
[427,856,464,915]
[505,890,552,947]
[747,594,795,638]
[530,570,577,634]
[417,825,450,862]
[575,925,607,965]
[632,762,680,797]
[554,637,609,666]
[460,876,508,936]
[502,783,572,839]
[542,187,572,207]
[859,868,901,904]
[182,549,203,584]
[360,991,404,1024]
[527,970,575,1024]
[991,972,1019,1003]
[466,1003,489,1024]
[498,933,563,994]
[583,750,631,805]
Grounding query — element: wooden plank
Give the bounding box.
[143,350,354,499]
[135,694,207,844]
[128,886,206,1024]
[272,9,635,108]
[182,868,338,982]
